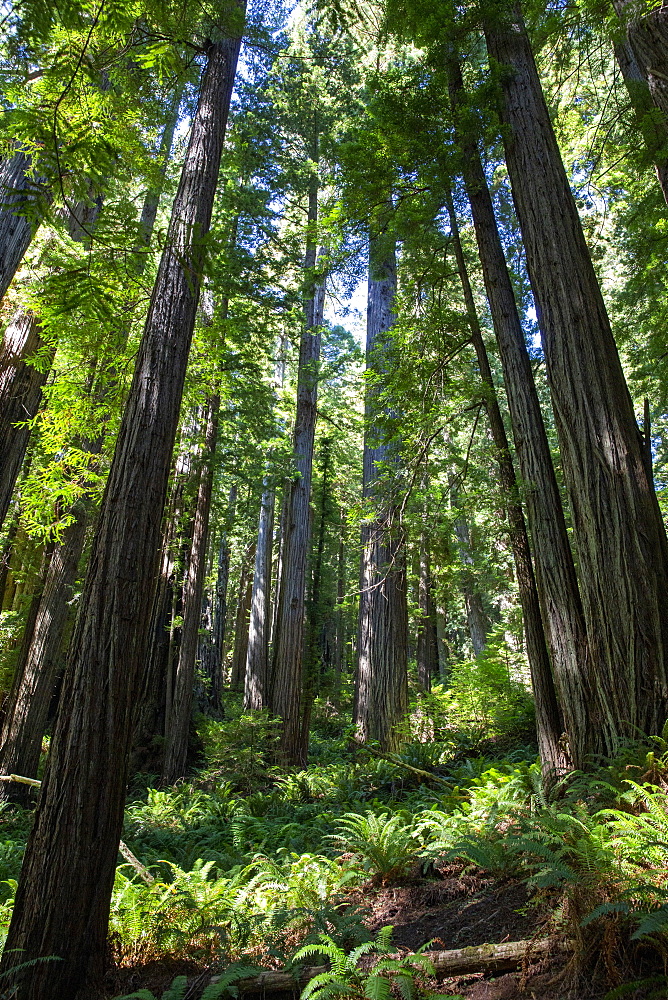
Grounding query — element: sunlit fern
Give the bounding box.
[292,927,438,1000]
[327,811,421,884]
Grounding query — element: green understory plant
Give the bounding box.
[327,811,422,884]
[111,965,261,1000]
[292,926,445,1000]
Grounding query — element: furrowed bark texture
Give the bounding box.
[484,3,668,752]
[162,395,219,784]
[1,145,175,791]
[446,191,566,773]
[244,484,275,710]
[0,150,46,303]
[0,29,243,1000]
[449,58,591,766]
[270,214,326,763]
[354,247,408,751]
[0,311,51,529]
[613,0,668,131]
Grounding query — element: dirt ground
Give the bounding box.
[358,867,542,951]
[101,868,662,999]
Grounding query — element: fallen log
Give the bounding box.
[214,939,573,995]
[359,745,454,789]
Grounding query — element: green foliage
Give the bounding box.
[327,811,421,884]
[433,634,536,740]
[111,964,262,1000]
[196,712,281,793]
[293,927,436,1000]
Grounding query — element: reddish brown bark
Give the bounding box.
[354,243,408,751]
[446,191,566,774]
[270,176,326,762]
[484,2,668,753]
[0,23,243,999]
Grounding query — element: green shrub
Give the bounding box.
[196,713,281,792]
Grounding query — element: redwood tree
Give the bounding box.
[0,14,244,997]
[353,241,408,751]
[483,0,668,753]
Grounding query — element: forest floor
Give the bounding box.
[3,696,668,1000]
[100,868,595,1000]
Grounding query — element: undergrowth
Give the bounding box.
[0,691,666,998]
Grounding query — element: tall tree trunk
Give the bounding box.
[299,438,332,757]
[270,176,326,763]
[446,190,566,772]
[353,242,408,751]
[0,516,84,802]
[162,396,219,784]
[448,57,590,766]
[0,311,52,529]
[0,150,48,303]
[451,500,491,657]
[210,484,236,701]
[230,542,255,691]
[334,527,346,681]
[244,484,275,710]
[614,0,668,178]
[2,104,184,778]
[0,23,243,999]
[138,87,184,247]
[416,536,438,693]
[484,2,668,754]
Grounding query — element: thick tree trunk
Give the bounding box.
[484,3,668,753]
[244,485,275,710]
[1,140,177,784]
[0,311,52,529]
[0,150,47,303]
[615,1,668,150]
[270,179,326,763]
[162,397,219,784]
[353,244,408,751]
[0,24,243,1000]
[446,190,566,773]
[449,58,590,766]
[3,110,182,774]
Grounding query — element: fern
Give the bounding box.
[327,811,420,883]
[293,928,437,1000]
